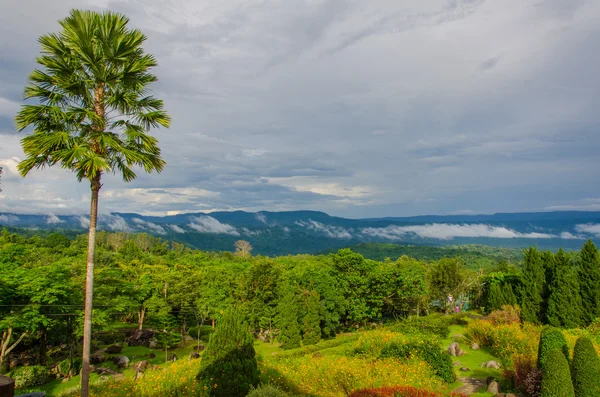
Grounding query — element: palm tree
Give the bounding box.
[15,9,170,396]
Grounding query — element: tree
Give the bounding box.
[486,283,503,313]
[15,10,170,395]
[301,290,321,346]
[541,250,556,322]
[197,308,259,397]
[275,287,301,349]
[502,283,517,306]
[521,247,545,323]
[234,240,253,258]
[546,249,583,328]
[579,240,600,325]
[540,349,575,397]
[571,337,600,397]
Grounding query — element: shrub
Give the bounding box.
[538,326,570,370]
[247,384,290,397]
[571,337,600,397]
[348,385,466,397]
[58,357,82,377]
[394,315,450,338]
[513,354,541,397]
[540,349,574,397]
[10,365,49,388]
[488,305,522,326]
[464,319,494,346]
[197,308,260,397]
[188,325,215,341]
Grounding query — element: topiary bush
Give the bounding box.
[9,365,49,388]
[197,308,260,396]
[540,349,574,397]
[247,384,290,397]
[538,326,570,370]
[571,337,600,397]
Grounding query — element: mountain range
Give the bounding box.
[1,210,600,255]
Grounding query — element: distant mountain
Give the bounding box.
[1,210,599,255]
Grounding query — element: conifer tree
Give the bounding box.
[579,240,600,326]
[275,287,301,349]
[541,250,556,323]
[302,290,321,346]
[197,308,259,397]
[502,283,517,306]
[486,283,502,313]
[521,247,545,323]
[547,249,583,328]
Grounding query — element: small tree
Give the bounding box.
[579,240,600,326]
[276,288,301,350]
[522,247,545,324]
[546,250,583,328]
[540,349,575,397]
[571,337,600,397]
[197,308,259,397]
[302,290,321,346]
[486,283,502,313]
[234,240,253,258]
[502,283,517,306]
[538,326,570,370]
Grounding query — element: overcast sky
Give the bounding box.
[1,0,599,218]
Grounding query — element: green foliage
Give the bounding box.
[521,247,545,324]
[486,283,503,313]
[546,249,583,328]
[502,283,517,306]
[301,290,321,346]
[58,358,82,377]
[540,349,575,397]
[276,288,301,350]
[10,365,49,388]
[247,384,290,397]
[571,337,600,397]
[579,240,600,326]
[393,314,453,339]
[197,308,260,396]
[538,326,570,370]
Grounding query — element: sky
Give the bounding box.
[1,0,599,218]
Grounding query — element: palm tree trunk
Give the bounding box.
[81,175,101,397]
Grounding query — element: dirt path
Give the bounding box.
[453,377,486,395]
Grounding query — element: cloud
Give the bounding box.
[241,227,261,236]
[296,219,352,239]
[255,213,268,224]
[188,216,240,235]
[167,224,186,233]
[78,216,90,228]
[131,218,167,235]
[575,223,600,237]
[361,223,556,240]
[0,214,19,223]
[560,231,584,240]
[103,215,133,232]
[46,214,64,224]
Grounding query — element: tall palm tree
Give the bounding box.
[15,9,170,396]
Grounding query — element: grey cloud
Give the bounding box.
[479,56,500,71]
[0,214,19,223]
[46,214,64,224]
[188,216,239,235]
[574,223,600,237]
[167,224,186,233]
[131,218,167,235]
[295,220,353,239]
[361,224,556,240]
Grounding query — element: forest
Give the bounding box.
[1,228,600,397]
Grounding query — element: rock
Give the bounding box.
[148,353,156,359]
[127,329,155,347]
[452,334,465,340]
[193,344,206,351]
[112,355,130,369]
[459,367,470,372]
[486,376,496,385]
[133,361,148,373]
[149,339,158,349]
[94,367,121,376]
[447,342,465,356]
[453,361,462,366]
[312,352,323,358]
[167,354,178,362]
[486,360,501,369]
[61,378,70,383]
[471,343,480,350]
[189,352,200,360]
[90,352,105,364]
[104,344,122,354]
[486,380,499,394]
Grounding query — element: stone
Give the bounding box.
[90,352,105,364]
[486,376,495,385]
[486,380,499,394]
[104,344,122,354]
[471,343,480,350]
[447,342,465,356]
[193,344,206,351]
[133,361,148,373]
[486,360,501,369]
[148,353,156,359]
[459,367,470,372]
[61,378,70,383]
[452,334,465,340]
[189,352,200,360]
[149,339,158,349]
[167,354,178,362]
[112,355,130,369]
[127,329,155,347]
[453,361,462,366]
[94,367,121,376]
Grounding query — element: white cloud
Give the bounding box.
[255,213,268,224]
[575,223,600,237]
[0,214,19,223]
[241,227,261,236]
[188,216,240,235]
[103,215,133,232]
[131,218,167,235]
[296,220,353,239]
[78,216,90,229]
[560,231,584,240]
[46,214,64,224]
[361,223,556,240]
[167,224,186,233]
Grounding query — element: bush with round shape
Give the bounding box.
[537,326,569,369]
[197,308,259,396]
[9,365,49,388]
[247,384,290,397]
[540,349,574,397]
[571,337,600,397]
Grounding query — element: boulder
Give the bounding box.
[453,361,462,367]
[94,367,121,376]
[481,360,500,369]
[127,329,155,347]
[447,342,465,356]
[189,352,200,360]
[112,355,130,369]
[132,361,148,373]
[104,344,122,354]
[459,367,470,372]
[486,380,499,394]
[90,352,105,364]
[167,354,178,362]
[486,376,496,385]
[471,343,480,350]
[193,344,206,351]
[148,353,156,359]
[149,339,158,349]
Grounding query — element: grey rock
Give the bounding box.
[459,367,470,372]
[112,355,130,368]
[447,342,465,356]
[471,343,480,350]
[189,352,200,359]
[453,361,462,366]
[487,380,499,394]
[133,360,148,373]
[104,344,122,354]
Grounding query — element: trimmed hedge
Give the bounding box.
[540,349,574,397]
[538,326,569,370]
[571,337,600,397]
